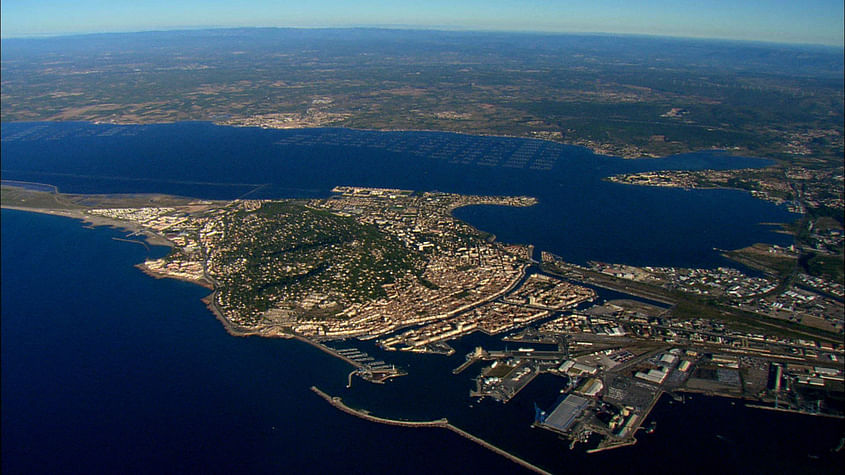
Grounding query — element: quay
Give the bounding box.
[489,349,567,360]
[586,390,663,454]
[745,403,845,420]
[487,369,539,404]
[311,386,552,475]
[452,356,481,374]
[586,438,637,454]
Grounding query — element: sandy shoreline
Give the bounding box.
[1,205,174,248]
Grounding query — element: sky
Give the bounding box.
[1,0,843,47]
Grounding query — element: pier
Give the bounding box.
[311,386,447,428]
[112,237,151,251]
[745,403,845,420]
[443,424,551,475]
[295,336,364,369]
[311,386,551,475]
[294,336,405,384]
[585,389,664,453]
[452,356,481,374]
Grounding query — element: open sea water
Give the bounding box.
[1,121,798,267]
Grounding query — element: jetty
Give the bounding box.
[452,356,481,374]
[294,336,405,384]
[112,237,151,251]
[311,386,448,428]
[311,386,551,475]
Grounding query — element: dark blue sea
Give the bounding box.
[2,121,797,267]
[3,122,843,473]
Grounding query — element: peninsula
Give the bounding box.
[1,184,544,343]
[3,182,843,460]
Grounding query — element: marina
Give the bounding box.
[295,336,406,383]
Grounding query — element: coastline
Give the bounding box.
[1,204,264,340]
[200,294,265,339]
[4,183,836,475]
[0,199,534,372]
[214,121,749,161]
[135,262,213,290]
[1,205,174,248]
[3,119,758,162]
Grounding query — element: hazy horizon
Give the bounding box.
[2,0,843,47]
[2,25,843,51]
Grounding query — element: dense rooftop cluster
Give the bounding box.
[112,188,537,337]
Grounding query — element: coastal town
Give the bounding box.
[379,274,597,354]
[607,166,844,215]
[90,187,540,343]
[3,21,844,474]
[4,183,843,457]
